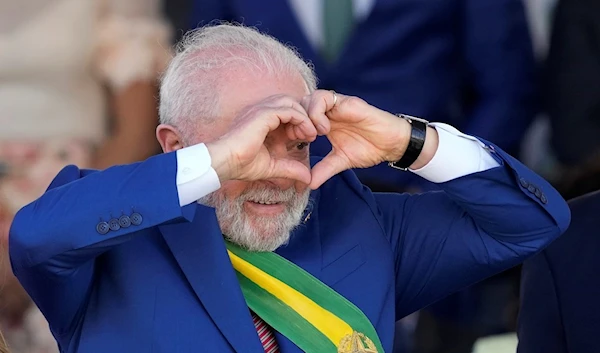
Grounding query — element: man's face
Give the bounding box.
[198,71,312,251]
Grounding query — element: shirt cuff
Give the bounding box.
[410,123,501,183]
[175,143,221,206]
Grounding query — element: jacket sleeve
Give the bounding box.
[460,0,537,153]
[9,152,194,334]
[372,142,570,318]
[517,252,567,353]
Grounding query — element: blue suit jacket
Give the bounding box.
[188,0,537,188]
[10,144,568,353]
[518,190,600,353]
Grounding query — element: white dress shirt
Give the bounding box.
[174,124,501,207]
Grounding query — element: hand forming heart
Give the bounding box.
[206,90,434,189]
[301,90,413,189]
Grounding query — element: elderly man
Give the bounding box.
[9,24,568,353]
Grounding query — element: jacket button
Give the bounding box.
[130,212,143,226]
[527,185,536,194]
[109,218,121,231]
[519,178,529,188]
[540,194,548,204]
[534,188,542,199]
[119,215,131,228]
[96,222,110,235]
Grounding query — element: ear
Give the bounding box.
[156,124,185,153]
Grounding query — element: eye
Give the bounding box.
[296,142,309,150]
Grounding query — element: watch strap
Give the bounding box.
[388,114,428,171]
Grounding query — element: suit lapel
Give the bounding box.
[160,189,323,352]
[159,204,264,353]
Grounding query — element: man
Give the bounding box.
[518,186,600,352]
[10,24,568,353]
[183,4,538,348]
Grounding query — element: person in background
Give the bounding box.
[545,0,600,181]
[0,1,172,352]
[518,157,600,353]
[520,2,600,333]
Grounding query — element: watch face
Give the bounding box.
[388,161,409,171]
[398,114,430,125]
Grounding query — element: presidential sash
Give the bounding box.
[225,242,384,353]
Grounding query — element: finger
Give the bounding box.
[285,124,297,141]
[255,107,316,139]
[289,100,310,118]
[303,90,340,134]
[275,108,317,141]
[265,96,310,121]
[268,158,312,185]
[264,95,319,139]
[286,125,300,141]
[295,125,316,142]
[301,125,317,142]
[301,95,329,135]
[283,124,307,142]
[309,151,348,189]
[291,100,318,141]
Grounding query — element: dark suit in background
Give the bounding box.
[163,0,191,42]
[546,0,600,168]
[518,190,600,353]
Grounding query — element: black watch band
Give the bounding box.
[388,114,429,171]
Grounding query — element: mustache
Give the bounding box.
[238,185,298,204]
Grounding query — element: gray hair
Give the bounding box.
[159,23,318,139]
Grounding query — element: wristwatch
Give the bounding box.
[388,114,429,171]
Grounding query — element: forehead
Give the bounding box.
[207,68,310,133]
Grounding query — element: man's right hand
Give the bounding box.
[205,95,317,184]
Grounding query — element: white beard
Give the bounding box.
[199,185,311,252]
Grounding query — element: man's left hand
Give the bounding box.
[301,90,438,189]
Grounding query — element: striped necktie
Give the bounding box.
[252,311,280,353]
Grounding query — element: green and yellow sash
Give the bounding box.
[226,242,384,353]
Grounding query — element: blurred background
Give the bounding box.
[1,0,598,352]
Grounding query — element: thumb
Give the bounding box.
[309,151,348,189]
[268,158,312,185]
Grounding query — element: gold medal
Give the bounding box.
[338,331,378,353]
